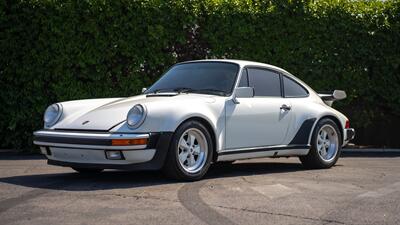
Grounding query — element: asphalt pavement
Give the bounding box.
[0,151,399,225]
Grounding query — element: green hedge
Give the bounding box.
[1,0,399,150]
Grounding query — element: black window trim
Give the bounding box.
[242,66,284,98]
[237,67,250,87]
[281,74,310,98]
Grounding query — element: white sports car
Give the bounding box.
[34,60,355,180]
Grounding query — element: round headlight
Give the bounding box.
[44,103,62,127]
[127,104,146,129]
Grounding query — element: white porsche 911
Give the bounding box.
[34,60,355,180]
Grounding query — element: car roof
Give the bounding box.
[180,59,290,74]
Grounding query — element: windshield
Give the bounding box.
[145,62,239,96]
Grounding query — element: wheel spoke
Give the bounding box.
[189,154,195,166]
[321,146,327,156]
[318,145,323,154]
[179,139,189,150]
[318,135,323,143]
[179,151,188,163]
[193,146,201,155]
[189,134,196,146]
[323,130,328,140]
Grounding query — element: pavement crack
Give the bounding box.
[103,193,178,203]
[212,204,349,225]
[73,192,179,203]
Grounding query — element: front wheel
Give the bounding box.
[299,118,342,169]
[163,120,213,181]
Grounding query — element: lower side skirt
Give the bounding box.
[217,145,310,161]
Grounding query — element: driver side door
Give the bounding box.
[225,67,293,149]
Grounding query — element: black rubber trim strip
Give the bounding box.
[218,145,310,156]
[47,132,174,171]
[34,132,160,147]
[54,128,109,132]
[289,118,317,145]
[107,120,126,131]
[42,146,124,150]
[35,135,111,145]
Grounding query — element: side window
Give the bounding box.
[247,68,281,97]
[283,76,308,97]
[238,68,249,87]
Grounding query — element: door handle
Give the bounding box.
[280,104,291,111]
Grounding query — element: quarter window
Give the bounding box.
[283,76,308,97]
[247,68,281,97]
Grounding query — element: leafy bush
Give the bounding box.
[1,0,399,150]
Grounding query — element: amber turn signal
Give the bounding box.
[112,138,148,146]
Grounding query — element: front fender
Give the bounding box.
[111,97,225,135]
[110,97,227,151]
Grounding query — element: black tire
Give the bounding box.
[163,120,213,181]
[72,167,104,174]
[299,118,342,169]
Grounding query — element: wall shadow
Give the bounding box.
[0,152,45,160]
[341,152,400,158]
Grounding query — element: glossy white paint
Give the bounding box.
[225,97,292,149]
[43,59,351,160]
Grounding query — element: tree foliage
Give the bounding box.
[1,0,399,150]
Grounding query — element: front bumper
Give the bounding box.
[33,130,173,170]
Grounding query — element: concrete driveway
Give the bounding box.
[0,152,399,225]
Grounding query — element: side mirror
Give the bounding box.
[141,87,147,94]
[232,87,254,104]
[332,90,346,100]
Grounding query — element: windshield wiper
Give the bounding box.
[193,88,227,96]
[146,88,176,94]
[178,88,226,96]
[173,87,195,93]
[146,87,226,96]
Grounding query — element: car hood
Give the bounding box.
[53,94,218,131]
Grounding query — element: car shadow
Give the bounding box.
[1,152,398,192]
[0,161,305,191]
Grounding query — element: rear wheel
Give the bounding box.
[72,168,103,174]
[299,118,341,169]
[163,120,213,181]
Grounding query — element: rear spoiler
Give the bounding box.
[318,90,346,106]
